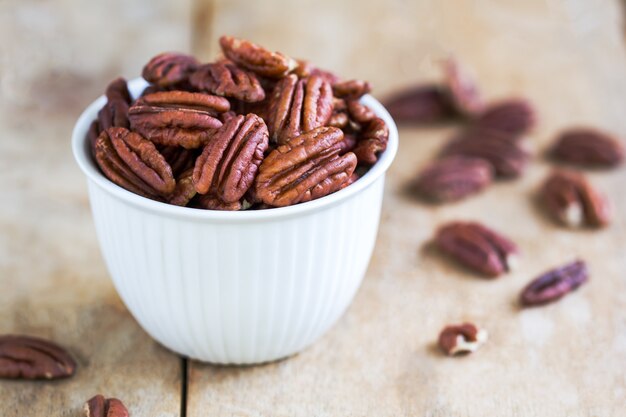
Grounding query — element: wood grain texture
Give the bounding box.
[0,0,192,415]
[186,0,626,416]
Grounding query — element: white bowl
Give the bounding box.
[72,78,398,364]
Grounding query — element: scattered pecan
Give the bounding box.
[193,113,269,203]
[219,35,296,78]
[440,131,530,178]
[383,85,453,124]
[550,128,624,168]
[255,127,357,206]
[189,61,265,102]
[0,335,76,380]
[442,58,483,116]
[413,156,493,203]
[142,52,199,87]
[472,98,536,136]
[435,221,519,277]
[520,260,588,307]
[438,323,488,356]
[84,395,129,417]
[353,117,390,165]
[128,91,229,149]
[332,79,371,99]
[540,170,611,228]
[267,74,333,144]
[95,127,175,198]
[168,168,197,206]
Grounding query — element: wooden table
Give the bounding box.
[2,0,626,415]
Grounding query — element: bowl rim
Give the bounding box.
[72,77,398,221]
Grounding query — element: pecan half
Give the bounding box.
[413,156,493,203]
[255,126,357,206]
[142,52,199,87]
[383,85,453,124]
[442,58,483,116]
[292,59,341,84]
[353,117,390,165]
[128,91,229,149]
[346,99,376,124]
[219,35,296,78]
[332,79,371,99]
[267,74,333,144]
[94,78,132,152]
[84,395,129,417]
[440,131,530,178]
[159,146,196,177]
[192,194,242,211]
[193,113,268,203]
[168,168,197,206]
[435,221,519,277]
[540,170,611,228]
[550,128,624,168]
[472,98,536,136]
[0,335,76,380]
[438,323,488,356]
[95,127,175,198]
[520,260,588,307]
[189,62,265,102]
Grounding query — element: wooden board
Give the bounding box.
[2,0,626,415]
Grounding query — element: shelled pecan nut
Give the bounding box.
[84,395,129,417]
[189,61,265,102]
[435,221,519,277]
[292,59,341,84]
[95,127,175,198]
[142,52,199,87]
[520,260,588,306]
[93,78,133,152]
[353,117,389,165]
[443,58,483,116]
[128,91,229,149]
[193,113,269,203]
[413,156,493,202]
[540,170,611,228]
[192,194,242,211]
[472,98,536,136]
[159,146,196,177]
[383,85,453,124]
[255,126,357,206]
[332,79,371,99]
[0,335,76,379]
[168,168,197,206]
[267,74,333,144]
[440,131,530,178]
[438,323,488,356]
[219,35,296,78]
[550,128,624,168]
[346,99,376,124]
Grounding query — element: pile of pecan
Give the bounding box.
[89,36,389,210]
[385,59,623,356]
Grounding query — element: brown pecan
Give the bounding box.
[332,79,371,99]
[352,117,389,165]
[95,78,132,148]
[84,395,129,417]
[346,99,376,124]
[219,35,296,78]
[128,91,229,149]
[267,74,333,144]
[193,113,269,203]
[159,146,196,177]
[440,130,530,178]
[438,323,488,356]
[337,133,358,154]
[520,260,588,307]
[192,194,242,211]
[413,156,493,202]
[0,335,76,380]
[255,126,357,207]
[435,221,519,277]
[189,62,265,102]
[383,85,453,124]
[168,168,197,206]
[88,120,101,154]
[292,59,341,84]
[473,98,536,136]
[550,128,624,168]
[442,58,483,116]
[540,170,611,228]
[142,52,199,87]
[95,127,175,198]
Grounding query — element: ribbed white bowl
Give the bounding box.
[72,78,398,364]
